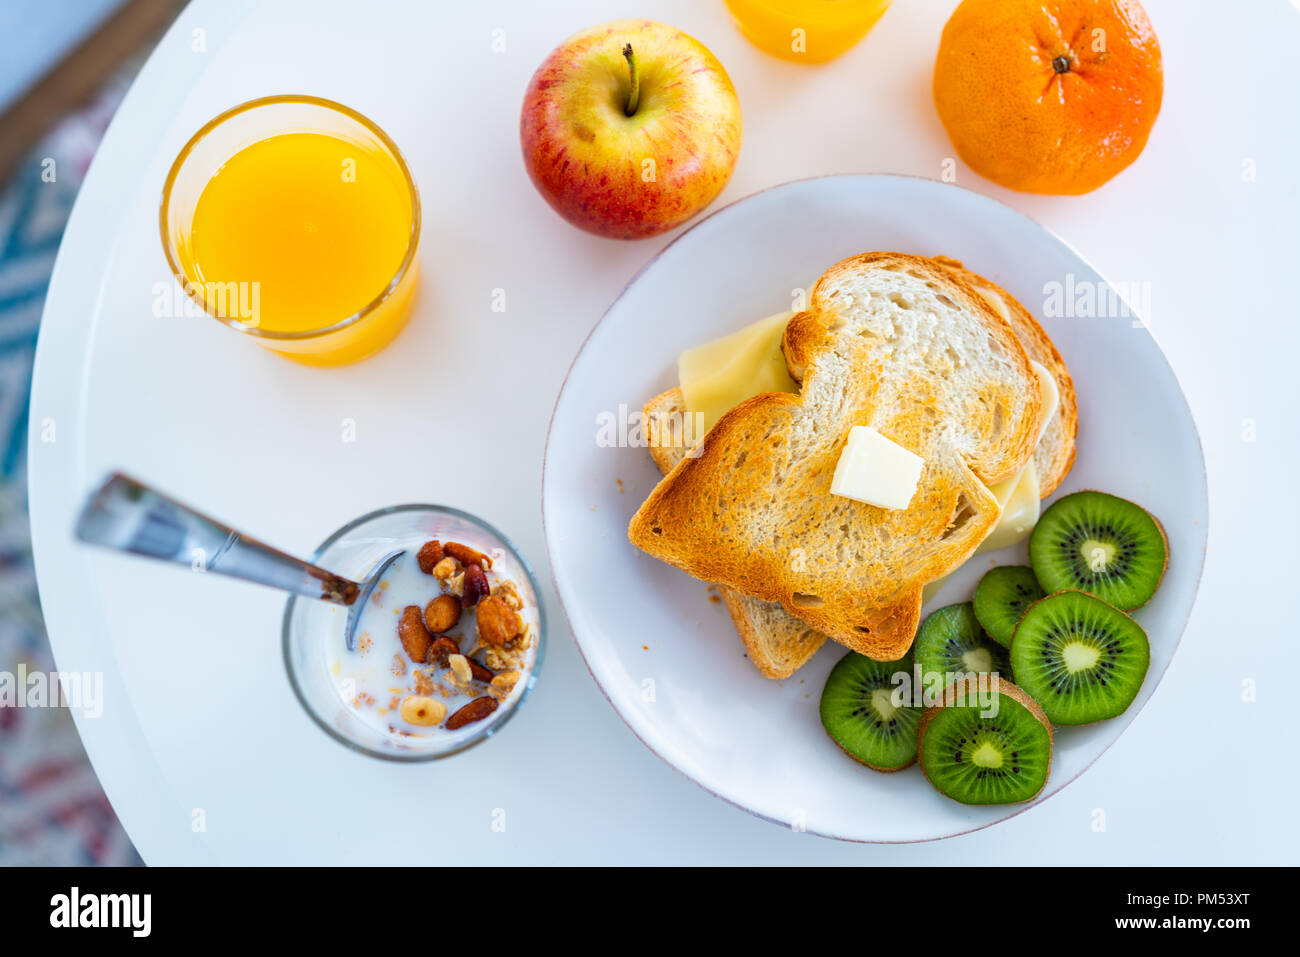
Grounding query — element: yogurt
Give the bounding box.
[328,537,539,741]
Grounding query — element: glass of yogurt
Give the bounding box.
[283,504,544,760]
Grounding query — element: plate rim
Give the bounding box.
[540,172,1209,843]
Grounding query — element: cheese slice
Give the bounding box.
[976,284,1014,324]
[1030,360,1059,442]
[922,459,1042,603]
[678,311,798,435]
[976,458,1040,555]
[966,359,1055,554]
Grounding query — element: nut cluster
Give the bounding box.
[394,539,530,734]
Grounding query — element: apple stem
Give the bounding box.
[623,43,640,116]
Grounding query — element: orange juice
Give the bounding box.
[162,97,421,366]
[724,0,891,63]
[182,131,416,363]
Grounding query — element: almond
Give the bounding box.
[444,541,492,569]
[444,695,498,730]
[397,605,432,663]
[467,657,495,683]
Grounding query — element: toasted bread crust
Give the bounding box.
[630,253,1042,658]
[644,389,826,678]
[930,257,1078,496]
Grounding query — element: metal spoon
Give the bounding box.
[73,472,402,650]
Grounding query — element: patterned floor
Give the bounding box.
[0,72,141,865]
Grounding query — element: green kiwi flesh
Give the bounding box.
[915,602,1012,683]
[973,566,1046,648]
[1029,490,1168,610]
[1010,590,1150,725]
[820,651,920,771]
[918,677,1053,805]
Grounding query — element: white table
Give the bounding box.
[29,0,1300,864]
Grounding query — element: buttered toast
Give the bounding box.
[630,253,1045,659]
[645,388,826,678]
[641,257,1077,673]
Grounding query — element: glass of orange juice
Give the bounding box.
[160,95,420,365]
[723,0,891,63]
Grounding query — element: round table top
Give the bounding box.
[29,0,1300,864]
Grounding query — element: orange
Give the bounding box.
[933,0,1163,195]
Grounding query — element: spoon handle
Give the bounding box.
[74,473,360,605]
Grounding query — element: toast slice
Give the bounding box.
[645,389,826,678]
[640,258,1076,673]
[930,258,1078,496]
[629,252,1043,658]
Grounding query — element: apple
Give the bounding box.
[520,19,743,240]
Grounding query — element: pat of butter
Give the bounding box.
[829,426,925,510]
[678,311,799,435]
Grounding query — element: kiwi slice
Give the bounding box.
[1029,490,1168,610]
[973,566,1046,648]
[1009,590,1150,725]
[820,650,921,771]
[915,603,1011,683]
[918,677,1053,805]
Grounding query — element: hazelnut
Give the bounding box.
[416,540,445,574]
[424,593,461,633]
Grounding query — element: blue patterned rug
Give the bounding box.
[0,73,140,865]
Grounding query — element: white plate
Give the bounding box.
[543,174,1207,843]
